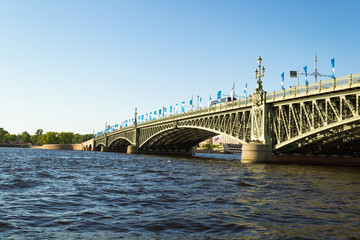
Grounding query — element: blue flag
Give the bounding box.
[217,91,221,99]
[181,101,185,113]
[281,72,285,90]
[244,83,247,97]
[190,99,193,106]
[330,58,335,79]
[303,65,308,85]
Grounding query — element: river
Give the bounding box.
[1,148,359,239]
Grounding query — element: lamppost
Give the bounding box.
[254,56,265,92]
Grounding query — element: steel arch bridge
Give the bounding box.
[93,73,360,157]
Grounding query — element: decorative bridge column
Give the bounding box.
[127,108,140,154]
[242,56,272,163]
[101,124,109,152]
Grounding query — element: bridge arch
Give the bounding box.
[83,144,92,151]
[95,143,106,151]
[108,136,133,152]
[139,125,245,152]
[274,116,360,156]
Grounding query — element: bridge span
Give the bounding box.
[86,72,360,162]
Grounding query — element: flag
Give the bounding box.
[214,136,220,141]
[181,101,185,112]
[330,58,335,79]
[210,94,212,101]
[217,91,221,99]
[175,104,178,113]
[190,99,193,106]
[244,83,248,97]
[231,82,235,100]
[170,106,173,113]
[304,65,308,85]
[281,72,285,90]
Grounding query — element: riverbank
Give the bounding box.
[33,144,82,151]
[193,149,223,154]
[1,144,83,151]
[2,144,360,166]
[0,143,29,148]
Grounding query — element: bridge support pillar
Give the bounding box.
[241,142,272,163]
[101,146,108,152]
[127,145,138,154]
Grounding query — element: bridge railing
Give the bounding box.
[266,73,360,102]
[95,73,360,139]
[134,96,255,128]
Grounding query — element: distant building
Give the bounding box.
[198,138,212,148]
[212,135,240,145]
[197,135,241,153]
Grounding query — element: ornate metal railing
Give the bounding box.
[96,73,360,140]
[266,73,360,102]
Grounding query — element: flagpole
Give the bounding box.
[315,53,318,83]
[192,95,194,111]
[297,70,299,87]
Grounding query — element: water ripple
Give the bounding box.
[0,148,360,239]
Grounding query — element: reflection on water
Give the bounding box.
[0,148,359,239]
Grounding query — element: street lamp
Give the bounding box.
[254,56,265,91]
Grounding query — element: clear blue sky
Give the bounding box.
[1,0,359,135]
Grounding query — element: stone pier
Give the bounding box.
[241,142,272,163]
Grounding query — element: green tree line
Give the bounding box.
[0,128,93,145]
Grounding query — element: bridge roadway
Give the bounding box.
[85,73,360,162]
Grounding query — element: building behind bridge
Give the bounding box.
[199,135,242,154]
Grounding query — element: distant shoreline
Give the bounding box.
[0,144,81,150]
[0,143,30,148]
[1,145,360,166]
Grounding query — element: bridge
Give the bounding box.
[84,65,360,162]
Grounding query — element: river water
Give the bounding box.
[1,148,359,239]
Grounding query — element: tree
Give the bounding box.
[37,134,47,145]
[83,134,93,142]
[72,134,82,143]
[4,133,17,143]
[58,132,74,144]
[20,131,31,143]
[1,128,92,145]
[0,128,9,143]
[43,132,59,144]
[35,129,43,136]
[30,135,39,145]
